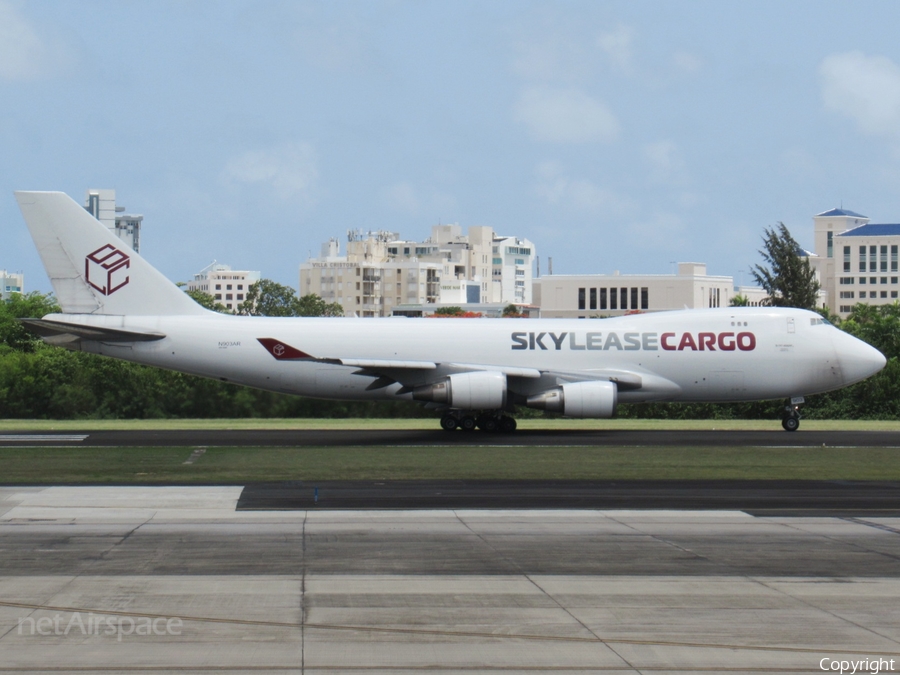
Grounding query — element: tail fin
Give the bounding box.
[15,191,207,316]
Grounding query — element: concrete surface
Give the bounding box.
[0,487,899,673]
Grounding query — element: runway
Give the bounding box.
[2,428,899,671]
[2,427,900,447]
[235,479,900,514]
[1,486,900,673]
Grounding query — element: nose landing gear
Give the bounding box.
[781,397,804,432]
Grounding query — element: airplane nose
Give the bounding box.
[833,330,887,386]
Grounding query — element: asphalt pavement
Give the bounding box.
[1,427,900,447]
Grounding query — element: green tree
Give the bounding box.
[501,304,522,317]
[434,306,463,316]
[237,279,301,316]
[295,294,344,317]
[0,292,60,352]
[237,280,344,317]
[750,222,820,310]
[185,289,229,313]
[729,294,749,307]
[840,302,900,360]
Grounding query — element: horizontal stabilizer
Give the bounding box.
[19,319,166,344]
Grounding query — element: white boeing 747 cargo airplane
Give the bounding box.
[15,191,887,432]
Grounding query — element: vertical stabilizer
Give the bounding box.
[15,191,207,315]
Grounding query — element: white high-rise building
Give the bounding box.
[0,270,24,301]
[84,189,144,252]
[186,261,261,313]
[300,225,535,317]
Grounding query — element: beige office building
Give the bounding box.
[808,208,900,318]
[300,225,535,317]
[534,263,741,318]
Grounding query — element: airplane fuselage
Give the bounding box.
[46,306,876,405]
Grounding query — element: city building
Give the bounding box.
[808,208,900,318]
[84,189,144,252]
[300,225,535,317]
[534,263,738,318]
[391,302,540,318]
[0,270,23,301]
[186,261,261,313]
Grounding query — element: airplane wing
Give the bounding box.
[20,318,166,345]
[256,337,642,390]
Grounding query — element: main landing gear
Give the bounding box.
[440,411,517,433]
[781,397,804,432]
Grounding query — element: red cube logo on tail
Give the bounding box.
[85,245,130,295]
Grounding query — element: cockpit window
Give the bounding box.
[810,317,832,326]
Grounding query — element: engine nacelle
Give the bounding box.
[525,380,617,418]
[412,371,507,410]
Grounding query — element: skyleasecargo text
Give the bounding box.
[511,331,757,352]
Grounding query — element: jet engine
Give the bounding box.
[525,380,617,418]
[412,371,507,409]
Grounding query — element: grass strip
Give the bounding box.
[1,444,899,483]
[2,418,900,432]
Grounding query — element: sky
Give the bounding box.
[4,0,900,293]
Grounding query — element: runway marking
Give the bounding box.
[182,446,207,465]
[0,434,88,443]
[0,599,898,659]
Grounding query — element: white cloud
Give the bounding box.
[509,18,638,82]
[534,161,632,214]
[223,142,320,204]
[596,25,634,73]
[292,13,371,73]
[643,140,687,183]
[380,181,457,218]
[0,1,47,81]
[514,87,619,144]
[625,212,687,250]
[381,181,419,216]
[820,51,900,139]
[779,147,823,181]
[673,50,703,74]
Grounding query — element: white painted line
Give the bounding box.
[183,446,207,465]
[0,434,88,442]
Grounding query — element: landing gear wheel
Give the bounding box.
[781,399,802,432]
[460,416,477,432]
[499,416,517,433]
[440,414,458,431]
[478,416,499,433]
[782,415,800,432]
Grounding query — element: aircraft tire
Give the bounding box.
[782,416,800,432]
[499,416,517,433]
[460,416,477,432]
[440,415,458,431]
[480,416,500,433]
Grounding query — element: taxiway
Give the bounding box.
[2,427,900,447]
[1,486,899,673]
